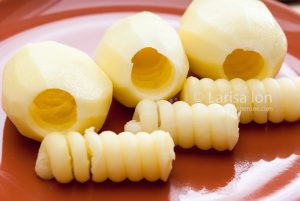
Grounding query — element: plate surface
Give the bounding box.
[1,0,300,201]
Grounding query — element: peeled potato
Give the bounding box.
[2,41,112,141]
[125,100,239,151]
[180,76,300,124]
[179,0,287,80]
[96,11,189,107]
[35,128,175,183]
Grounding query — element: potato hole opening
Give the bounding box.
[131,47,174,94]
[223,49,264,80]
[30,88,77,130]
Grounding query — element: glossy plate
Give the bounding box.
[1,0,300,200]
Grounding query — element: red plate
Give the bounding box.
[1,0,300,200]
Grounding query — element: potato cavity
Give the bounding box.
[131,47,175,95]
[223,49,264,80]
[30,88,77,130]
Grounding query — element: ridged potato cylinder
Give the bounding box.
[35,128,175,183]
[2,41,112,141]
[125,100,239,151]
[180,76,300,124]
[179,0,287,80]
[96,11,189,107]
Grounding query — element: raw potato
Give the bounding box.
[180,76,300,124]
[2,41,112,141]
[96,11,189,107]
[35,128,175,183]
[179,0,287,80]
[125,100,239,151]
